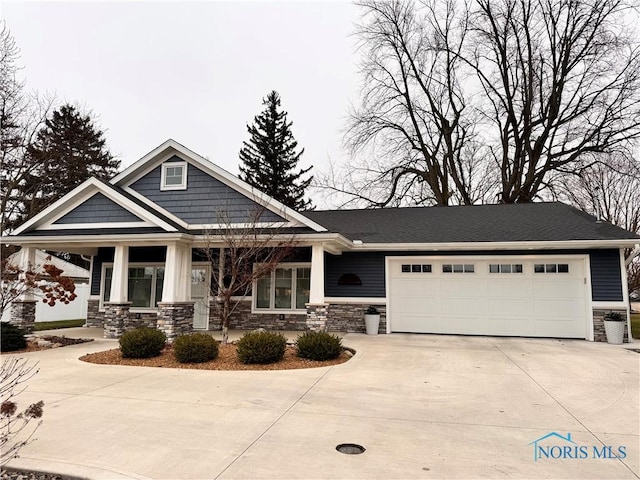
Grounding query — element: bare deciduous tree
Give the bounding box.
[199,209,297,344]
[471,0,640,203]
[1,357,44,465]
[338,0,492,207]
[318,0,640,208]
[553,153,640,294]
[0,22,56,236]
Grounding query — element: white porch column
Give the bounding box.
[309,243,325,304]
[17,246,36,301]
[9,246,37,332]
[109,245,129,303]
[158,243,194,341]
[162,243,192,303]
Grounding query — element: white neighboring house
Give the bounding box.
[1,249,90,322]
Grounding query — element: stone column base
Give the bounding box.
[103,302,131,338]
[157,302,194,342]
[9,301,37,333]
[85,299,103,328]
[306,303,329,331]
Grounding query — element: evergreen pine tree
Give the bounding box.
[23,105,119,221]
[239,91,313,210]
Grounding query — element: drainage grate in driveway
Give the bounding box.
[336,443,366,455]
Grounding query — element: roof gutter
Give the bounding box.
[346,239,640,251]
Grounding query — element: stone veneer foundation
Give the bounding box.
[157,302,194,342]
[103,302,132,338]
[86,300,624,341]
[592,309,630,343]
[209,301,387,333]
[85,299,102,328]
[9,301,37,333]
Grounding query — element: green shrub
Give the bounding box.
[173,333,219,363]
[119,327,166,359]
[236,331,287,364]
[295,331,343,361]
[1,322,27,352]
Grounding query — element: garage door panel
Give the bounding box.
[393,314,443,333]
[533,298,583,317]
[532,280,584,298]
[447,279,488,296]
[490,318,535,337]
[534,319,586,338]
[442,315,488,335]
[488,281,533,298]
[389,257,588,339]
[444,298,487,315]
[487,297,532,315]
[393,278,440,296]
[394,297,441,314]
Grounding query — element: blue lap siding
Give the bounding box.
[324,249,624,302]
[589,249,623,301]
[129,156,285,224]
[54,193,141,224]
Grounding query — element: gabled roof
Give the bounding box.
[305,202,640,244]
[10,178,182,236]
[110,139,326,232]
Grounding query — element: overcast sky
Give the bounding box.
[2,1,361,207]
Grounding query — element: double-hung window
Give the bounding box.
[254,264,311,311]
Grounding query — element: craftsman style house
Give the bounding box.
[5,140,639,342]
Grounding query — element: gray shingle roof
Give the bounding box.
[304,202,639,243]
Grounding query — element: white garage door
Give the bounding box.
[388,257,588,339]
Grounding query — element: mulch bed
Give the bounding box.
[80,344,352,371]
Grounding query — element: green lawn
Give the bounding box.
[631,313,640,340]
[34,319,85,331]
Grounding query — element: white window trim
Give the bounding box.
[252,262,311,313]
[160,161,187,191]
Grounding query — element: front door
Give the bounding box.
[191,267,210,330]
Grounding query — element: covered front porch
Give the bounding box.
[7,241,331,341]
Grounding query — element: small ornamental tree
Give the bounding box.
[239,91,313,210]
[0,256,77,314]
[200,208,297,344]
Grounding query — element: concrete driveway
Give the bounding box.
[3,330,639,479]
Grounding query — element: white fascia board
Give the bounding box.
[346,239,640,251]
[111,139,327,233]
[2,232,193,247]
[191,232,352,250]
[10,178,178,235]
